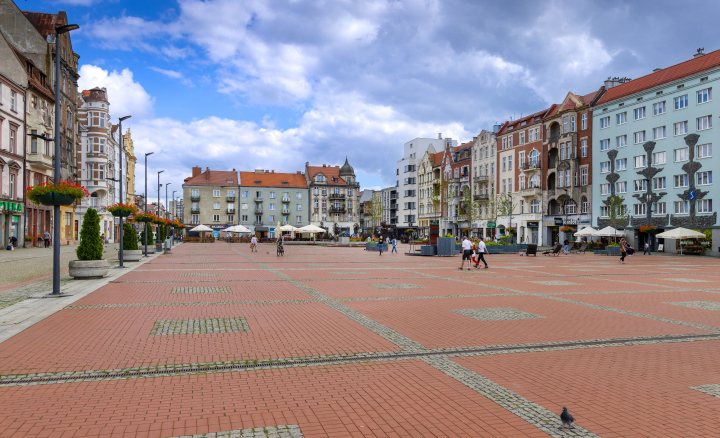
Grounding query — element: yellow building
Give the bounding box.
[123,128,136,205]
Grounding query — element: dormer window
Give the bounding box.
[317,175,324,182]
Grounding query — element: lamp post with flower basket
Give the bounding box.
[152,215,166,252]
[26,180,89,295]
[134,212,157,256]
[107,203,139,266]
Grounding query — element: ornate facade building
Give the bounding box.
[305,159,360,235]
[123,128,136,205]
[417,147,442,236]
[470,130,496,237]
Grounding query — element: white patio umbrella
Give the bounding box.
[278,224,299,232]
[574,227,597,237]
[225,225,251,233]
[592,226,625,237]
[656,227,706,255]
[189,224,212,232]
[298,225,326,233]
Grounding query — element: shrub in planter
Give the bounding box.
[140,227,155,245]
[157,224,166,242]
[70,208,109,279]
[123,223,139,250]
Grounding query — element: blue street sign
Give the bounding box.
[689,190,696,200]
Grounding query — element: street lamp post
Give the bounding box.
[157,171,164,218]
[144,152,154,256]
[171,190,177,245]
[165,183,171,248]
[117,115,131,267]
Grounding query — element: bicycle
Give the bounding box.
[277,244,284,257]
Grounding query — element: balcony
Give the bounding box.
[521,161,541,172]
[227,208,235,214]
[329,193,345,200]
[282,197,291,203]
[191,195,200,201]
[254,220,263,226]
[389,193,398,199]
[226,196,236,202]
[282,210,290,215]
[254,208,263,214]
[518,187,542,198]
[191,208,200,214]
[227,220,234,224]
[473,176,488,182]
[330,206,346,213]
[254,197,263,202]
[474,194,489,201]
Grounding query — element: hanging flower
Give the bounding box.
[133,212,158,222]
[26,180,89,204]
[107,203,139,215]
[639,225,657,233]
[560,226,575,233]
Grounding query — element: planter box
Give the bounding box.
[119,249,143,262]
[143,246,156,255]
[339,236,350,245]
[437,238,456,256]
[420,245,437,256]
[69,259,109,279]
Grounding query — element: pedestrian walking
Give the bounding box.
[474,237,489,269]
[619,238,628,264]
[391,237,397,254]
[43,230,51,248]
[563,237,570,255]
[643,241,651,255]
[459,236,473,270]
[250,235,258,252]
[379,236,383,256]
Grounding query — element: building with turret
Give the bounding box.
[305,158,361,235]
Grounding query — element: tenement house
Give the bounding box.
[183,167,239,232]
[417,148,442,236]
[438,138,471,236]
[541,88,604,246]
[305,159,360,235]
[239,169,308,238]
[470,129,496,238]
[592,48,720,255]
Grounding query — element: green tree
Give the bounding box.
[605,196,628,236]
[370,193,384,228]
[140,225,154,245]
[157,224,166,242]
[460,189,481,231]
[123,223,138,250]
[76,208,103,260]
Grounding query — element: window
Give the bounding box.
[502,157,506,171]
[213,190,220,197]
[502,180,506,193]
[634,107,646,120]
[634,155,647,168]
[633,131,645,144]
[697,143,712,158]
[617,135,627,148]
[634,204,646,216]
[558,171,564,188]
[697,88,712,104]
[241,203,248,210]
[581,113,587,130]
[268,215,274,222]
[10,91,17,111]
[697,171,712,185]
[617,112,627,124]
[530,175,539,187]
[581,139,587,157]
[581,196,588,213]
[674,174,689,188]
[616,158,627,171]
[242,191,249,197]
[30,130,38,153]
[697,115,712,131]
[674,148,689,162]
[9,128,16,153]
[565,171,570,187]
[652,151,666,165]
[519,132,525,144]
[633,180,647,192]
[653,101,666,115]
[213,202,220,209]
[241,215,248,222]
[600,161,610,173]
[317,175,324,182]
[674,201,689,214]
[581,168,588,186]
[600,206,609,217]
[600,184,610,195]
[563,117,568,133]
[191,214,199,224]
[600,116,610,128]
[99,165,105,180]
[296,192,302,199]
[653,177,666,190]
[654,202,666,215]
[519,175,526,190]
[296,204,302,211]
[600,139,610,151]
[530,150,539,164]
[296,215,302,223]
[650,126,666,140]
[674,95,688,110]
[227,190,235,197]
[212,214,220,222]
[530,199,539,213]
[508,156,513,170]
[571,116,575,132]
[502,138,507,149]
[191,189,200,198]
[227,215,234,223]
[616,181,627,193]
[698,199,713,213]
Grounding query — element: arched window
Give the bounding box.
[581,196,588,214]
[530,175,540,188]
[530,149,540,164]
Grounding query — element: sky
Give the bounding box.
[20,0,720,204]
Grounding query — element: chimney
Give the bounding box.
[192,166,201,177]
[297,171,301,174]
[323,164,326,167]
[604,77,622,89]
[206,167,210,181]
[265,170,269,173]
[694,48,705,58]
[653,68,662,72]
[232,168,235,171]
[271,170,274,173]
[438,133,442,139]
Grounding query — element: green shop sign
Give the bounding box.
[486,222,496,228]
[0,201,23,212]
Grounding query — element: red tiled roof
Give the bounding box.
[239,171,307,188]
[6,40,55,101]
[597,49,720,105]
[431,151,443,167]
[307,166,347,186]
[21,11,58,39]
[497,108,549,135]
[183,169,238,187]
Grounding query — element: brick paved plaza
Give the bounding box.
[1,243,720,437]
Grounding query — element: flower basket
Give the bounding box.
[107,203,138,218]
[133,212,156,223]
[560,226,575,233]
[639,225,656,234]
[152,217,165,225]
[25,235,34,241]
[506,227,517,235]
[27,181,88,206]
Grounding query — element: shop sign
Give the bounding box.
[563,219,578,225]
[0,201,23,212]
[554,218,564,226]
[210,225,227,229]
[527,222,539,228]
[487,222,496,228]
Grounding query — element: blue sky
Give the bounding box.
[21,0,720,204]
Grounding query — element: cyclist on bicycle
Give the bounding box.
[276,234,284,255]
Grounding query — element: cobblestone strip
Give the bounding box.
[665,301,720,311]
[371,283,423,289]
[421,356,599,437]
[0,274,73,311]
[66,299,315,309]
[3,333,718,386]
[690,383,720,398]
[451,307,545,321]
[340,293,515,302]
[168,425,304,438]
[180,273,223,277]
[226,244,427,352]
[150,317,250,335]
[171,287,233,293]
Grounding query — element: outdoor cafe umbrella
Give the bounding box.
[574,227,597,237]
[298,225,325,233]
[592,226,624,237]
[189,224,213,241]
[278,224,299,232]
[225,225,251,233]
[656,227,706,255]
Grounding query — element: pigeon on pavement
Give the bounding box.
[559,406,575,429]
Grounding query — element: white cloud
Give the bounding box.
[149,67,194,86]
[78,65,155,120]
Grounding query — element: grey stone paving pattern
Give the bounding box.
[331,271,367,275]
[690,383,720,398]
[150,317,250,335]
[170,424,303,438]
[662,278,710,283]
[0,274,73,310]
[451,307,546,321]
[371,283,423,289]
[422,357,599,437]
[531,280,580,286]
[171,286,233,293]
[180,273,223,277]
[665,301,720,311]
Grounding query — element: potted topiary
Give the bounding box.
[26,180,88,206]
[139,226,156,254]
[120,223,142,262]
[69,208,109,278]
[135,212,156,254]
